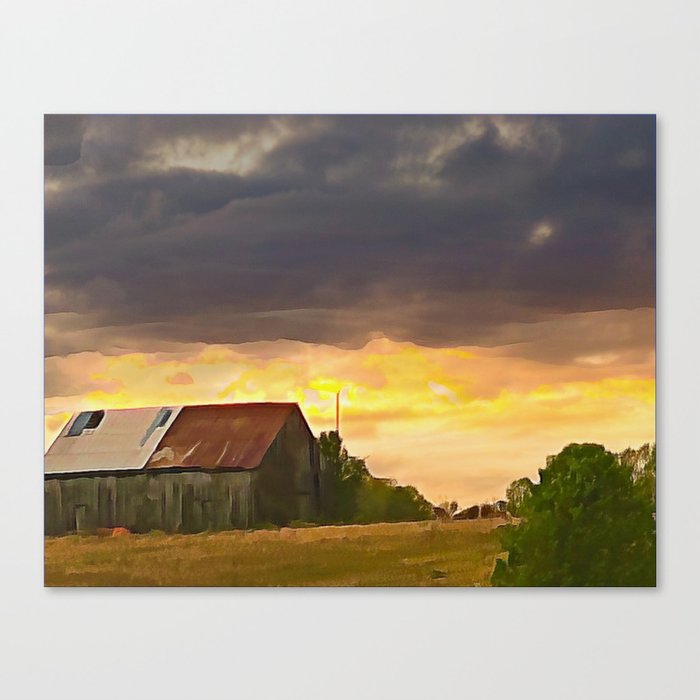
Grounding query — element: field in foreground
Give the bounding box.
[45,519,505,587]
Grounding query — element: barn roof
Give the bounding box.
[45,402,311,475]
[146,403,299,470]
[44,406,182,475]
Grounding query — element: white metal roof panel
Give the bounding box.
[44,406,182,474]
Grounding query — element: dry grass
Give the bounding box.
[45,519,505,587]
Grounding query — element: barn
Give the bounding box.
[44,402,321,536]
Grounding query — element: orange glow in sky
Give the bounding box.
[45,316,655,506]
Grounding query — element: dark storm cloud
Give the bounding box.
[45,115,87,166]
[44,115,655,357]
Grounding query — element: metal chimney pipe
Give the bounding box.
[335,391,340,433]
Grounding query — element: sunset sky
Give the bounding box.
[44,115,655,505]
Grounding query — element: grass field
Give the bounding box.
[44,519,505,587]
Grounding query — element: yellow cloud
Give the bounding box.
[45,335,655,505]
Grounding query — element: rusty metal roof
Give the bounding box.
[44,406,182,474]
[146,403,298,470]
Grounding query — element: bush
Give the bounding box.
[480,503,495,518]
[492,443,656,587]
[465,505,480,519]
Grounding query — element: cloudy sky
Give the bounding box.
[44,115,655,505]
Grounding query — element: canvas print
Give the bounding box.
[44,115,655,586]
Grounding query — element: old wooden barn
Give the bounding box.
[44,403,321,536]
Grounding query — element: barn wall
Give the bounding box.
[254,412,320,525]
[44,470,255,536]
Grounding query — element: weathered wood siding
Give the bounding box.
[254,412,320,525]
[44,470,255,536]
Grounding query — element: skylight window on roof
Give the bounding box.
[140,408,173,446]
[67,410,105,437]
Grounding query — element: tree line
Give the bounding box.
[317,431,434,524]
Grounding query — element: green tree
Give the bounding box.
[505,477,534,516]
[492,443,656,587]
[631,443,656,507]
[318,431,368,522]
[356,478,433,523]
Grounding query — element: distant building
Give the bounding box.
[45,403,320,535]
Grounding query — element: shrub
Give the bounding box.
[480,503,495,518]
[492,443,656,587]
